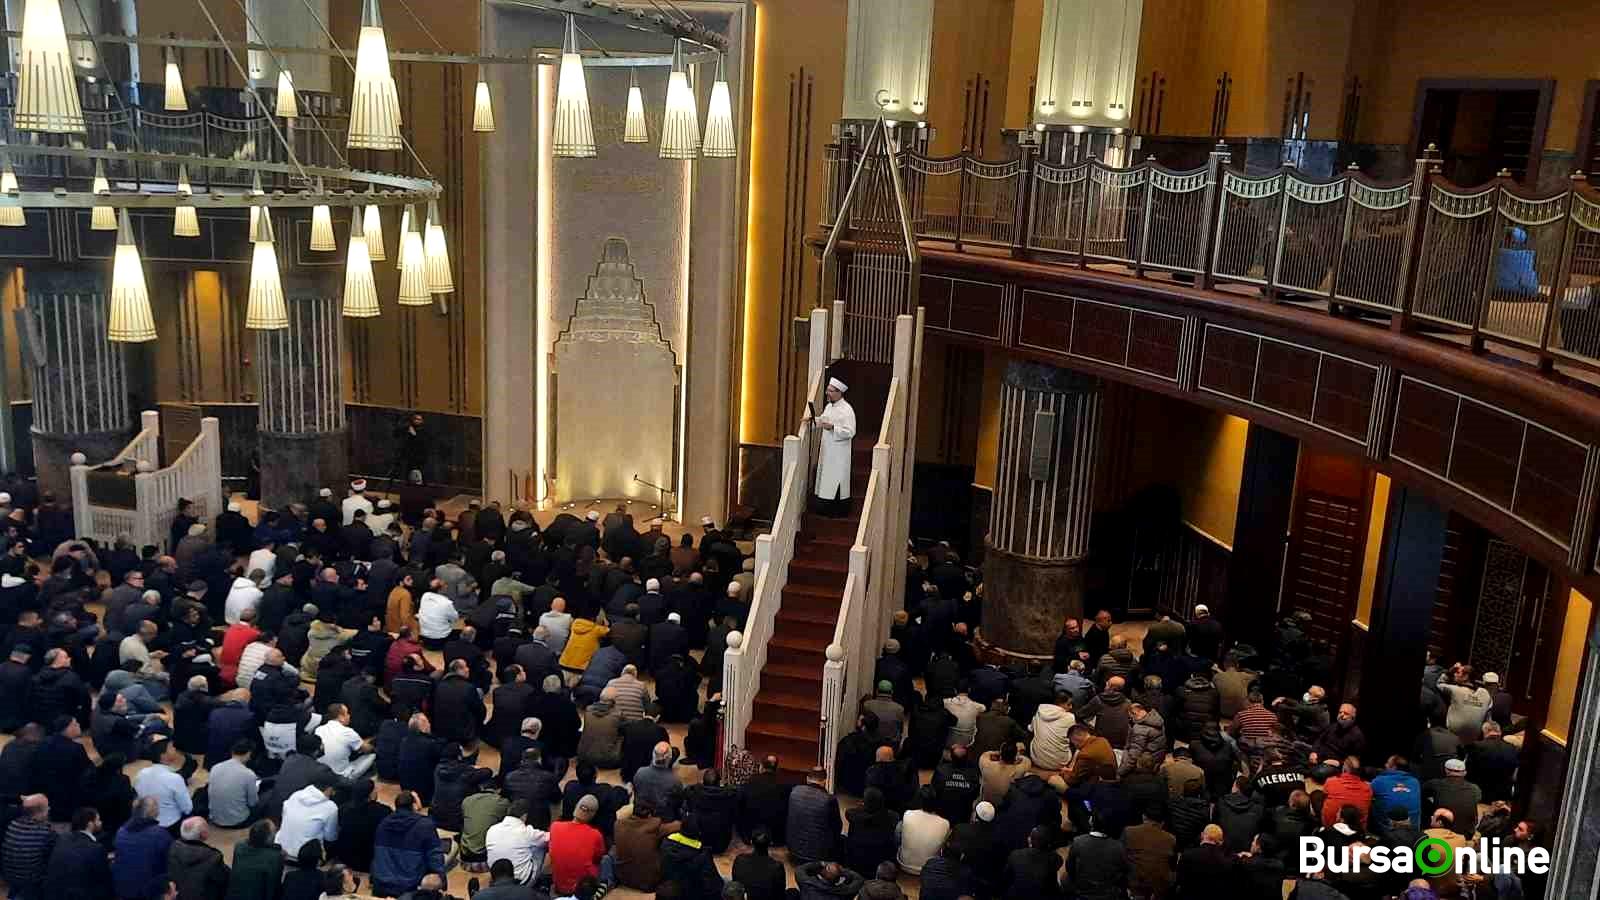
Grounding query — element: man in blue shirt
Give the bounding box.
[133,738,193,831]
[1369,753,1423,835]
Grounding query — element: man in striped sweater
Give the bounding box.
[2,794,55,900]
[604,665,653,722]
[1230,689,1281,765]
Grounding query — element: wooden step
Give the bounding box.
[755,684,824,713]
[753,698,822,732]
[769,613,836,646]
[766,642,828,670]
[797,532,855,554]
[760,659,825,696]
[803,514,861,543]
[789,558,848,590]
[780,587,843,620]
[742,728,819,774]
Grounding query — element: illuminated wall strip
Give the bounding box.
[677,157,693,520]
[535,63,553,504]
[738,3,766,444]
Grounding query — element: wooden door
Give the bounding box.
[1285,492,1363,650]
[1283,449,1370,656]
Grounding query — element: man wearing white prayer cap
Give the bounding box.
[342,479,374,525]
[814,375,857,516]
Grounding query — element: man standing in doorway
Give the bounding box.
[814,377,857,518]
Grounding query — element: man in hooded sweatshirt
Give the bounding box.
[276,777,340,858]
[1029,694,1076,770]
[1076,675,1133,748]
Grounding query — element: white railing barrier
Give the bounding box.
[71,409,161,543]
[139,416,224,552]
[820,312,922,787]
[70,414,223,551]
[723,306,832,760]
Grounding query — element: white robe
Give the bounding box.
[814,398,857,500]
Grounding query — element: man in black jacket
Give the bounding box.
[684,769,740,855]
[1002,826,1063,897]
[833,712,880,798]
[785,768,842,866]
[1176,825,1233,899]
[931,744,981,824]
[918,843,974,900]
[1064,815,1127,900]
[730,829,787,900]
[659,816,725,900]
[504,747,562,812]
[28,648,90,728]
[648,613,690,674]
[737,756,791,845]
[486,666,536,748]
[0,645,34,731]
[863,746,917,814]
[795,860,865,900]
[339,669,387,738]
[430,659,485,745]
[44,806,112,900]
[167,817,230,899]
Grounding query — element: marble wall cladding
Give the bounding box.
[256,285,344,436]
[550,68,693,372]
[552,239,678,503]
[22,269,131,437]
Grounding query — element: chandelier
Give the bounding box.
[0,0,740,344]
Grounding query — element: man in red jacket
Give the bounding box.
[548,794,613,894]
[1322,756,1374,828]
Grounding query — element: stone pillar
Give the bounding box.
[1357,485,1445,758]
[24,269,134,498]
[981,361,1101,659]
[1226,423,1300,647]
[256,277,346,509]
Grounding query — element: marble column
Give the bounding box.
[1226,423,1300,648]
[256,276,346,509]
[981,361,1102,659]
[24,269,134,498]
[1357,485,1445,758]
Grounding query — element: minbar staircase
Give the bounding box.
[742,442,871,776]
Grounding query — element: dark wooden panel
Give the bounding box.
[1516,426,1588,544]
[1070,300,1133,366]
[348,404,482,494]
[1254,340,1320,421]
[919,274,954,331]
[1314,357,1378,443]
[0,212,53,258]
[1198,326,1259,400]
[1018,290,1074,354]
[1390,379,1457,474]
[1128,311,1184,381]
[947,279,1006,340]
[737,442,783,523]
[1449,400,1524,511]
[197,402,259,482]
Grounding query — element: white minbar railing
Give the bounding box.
[722,305,836,759]
[71,411,224,551]
[821,311,924,787]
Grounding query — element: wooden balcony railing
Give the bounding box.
[820,139,1600,374]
